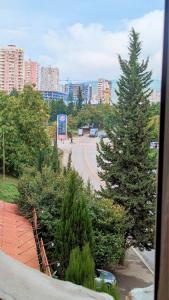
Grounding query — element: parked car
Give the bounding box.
[95,269,117,287]
[78,128,83,136]
[98,130,107,139]
[150,141,159,149]
[89,128,98,137]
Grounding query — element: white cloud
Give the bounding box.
[40,10,164,80]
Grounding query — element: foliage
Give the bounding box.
[96,282,120,300]
[91,198,129,268]
[50,145,61,173]
[17,167,65,226]
[67,94,76,116]
[148,101,160,142]
[65,244,95,289]
[55,170,93,275]
[49,99,67,121]
[102,104,117,131]
[0,86,50,176]
[9,88,19,97]
[67,115,78,137]
[76,87,84,111]
[66,243,120,299]
[0,175,19,203]
[149,115,160,141]
[16,152,127,289]
[47,121,56,140]
[77,104,115,129]
[97,29,156,250]
[67,151,72,172]
[149,102,160,117]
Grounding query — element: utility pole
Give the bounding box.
[2,129,5,180]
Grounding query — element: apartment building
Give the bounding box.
[40,66,59,91]
[0,45,24,94]
[24,59,39,89]
[98,79,112,104]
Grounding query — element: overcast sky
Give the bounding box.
[0,0,164,81]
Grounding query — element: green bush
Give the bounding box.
[91,198,129,268]
[97,281,120,300]
[66,244,95,290]
[17,165,66,237]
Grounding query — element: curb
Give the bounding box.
[131,247,154,275]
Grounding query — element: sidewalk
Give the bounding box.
[115,248,154,299]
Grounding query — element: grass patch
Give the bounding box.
[0,175,19,203]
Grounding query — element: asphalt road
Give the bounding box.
[58,135,102,190]
[58,135,154,298]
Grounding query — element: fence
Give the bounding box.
[32,208,51,277]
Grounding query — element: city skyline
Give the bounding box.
[0,1,164,81]
[0,43,161,104]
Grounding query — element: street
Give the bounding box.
[58,135,103,190]
[58,135,154,299]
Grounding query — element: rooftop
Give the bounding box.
[0,200,39,270]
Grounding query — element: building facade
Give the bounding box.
[24,59,39,89]
[40,66,59,91]
[64,82,92,103]
[41,90,68,103]
[98,79,112,104]
[0,45,24,94]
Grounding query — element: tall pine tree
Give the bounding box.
[55,170,93,275]
[97,28,156,250]
[76,87,83,111]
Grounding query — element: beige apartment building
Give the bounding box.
[24,59,39,89]
[98,78,112,104]
[0,45,24,94]
[40,66,59,91]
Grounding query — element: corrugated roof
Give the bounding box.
[0,200,39,270]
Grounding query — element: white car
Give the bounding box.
[150,141,159,149]
[95,269,117,287]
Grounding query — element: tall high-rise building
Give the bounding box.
[98,79,112,104]
[40,66,59,91]
[24,59,39,89]
[0,45,24,94]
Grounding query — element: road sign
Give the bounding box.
[57,114,67,141]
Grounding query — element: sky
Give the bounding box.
[0,0,165,81]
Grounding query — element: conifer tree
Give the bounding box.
[67,151,72,171]
[37,149,46,173]
[97,29,156,250]
[55,170,93,275]
[65,244,95,290]
[81,244,95,289]
[65,247,82,285]
[76,87,83,111]
[50,145,60,173]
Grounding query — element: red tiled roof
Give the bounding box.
[0,200,39,270]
